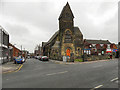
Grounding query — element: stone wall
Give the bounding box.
[83,54,115,61]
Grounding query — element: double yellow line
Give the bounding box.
[3,64,23,74]
[15,64,23,72]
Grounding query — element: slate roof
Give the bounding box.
[59,2,74,20]
[46,31,59,45]
[85,39,111,44]
[44,27,83,46]
[42,42,47,47]
[74,27,83,36]
[52,41,60,48]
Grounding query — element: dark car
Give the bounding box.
[41,56,49,61]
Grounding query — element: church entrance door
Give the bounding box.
[66,49,70,56]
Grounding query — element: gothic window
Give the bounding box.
[64,30,72,43]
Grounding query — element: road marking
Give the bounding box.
[93,65,102,68]
[110,77,118,82]
[57,71,68,74]
[46,73,57,76]
[3,64,23,74]
[46,71,68,76]
[15,64,23,72]
[94,85,103,88]
[90,85,103,90]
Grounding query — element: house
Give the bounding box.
[84,39,111,55]
[84,39,118,55]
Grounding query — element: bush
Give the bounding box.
[75,58,83,62]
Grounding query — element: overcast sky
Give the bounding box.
[0,0,118,53]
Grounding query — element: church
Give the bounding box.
[42,2,84,61]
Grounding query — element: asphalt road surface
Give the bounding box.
[2,58,118,89]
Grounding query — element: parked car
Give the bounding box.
[27,56,30,59]
[14,56,25,64]
[37,56,40,59]
[34,56,37,59]
[38,56,42,60]
[41,56,49,61]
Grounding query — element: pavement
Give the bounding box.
[2,61,22,74]
[50,59,117,65]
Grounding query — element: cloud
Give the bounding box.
[0,1,118,52]
[88,8,117,26]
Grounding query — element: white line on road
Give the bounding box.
[46,73,57,76]
[46,71,68,76]
[90,85,103,90]
[110,77,118,82]
[93,65,103,68]
[94,85,103,89]
[57,71,68,74]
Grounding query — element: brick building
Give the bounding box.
[9,43,21,57]
[84,39,111,55]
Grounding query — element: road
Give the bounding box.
[2,58,118,89]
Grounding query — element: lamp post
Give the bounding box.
[13,44,16,57]
[24,48,26,60]
[21,45,22,56]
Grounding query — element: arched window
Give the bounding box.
[64,30,72,43]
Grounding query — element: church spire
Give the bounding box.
[58,2,74,20]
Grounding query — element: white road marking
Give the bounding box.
[93,65,102,68]
[94,85,103,89]
[110,77,118,82]
[57,71,68,74]
[46,73,57,76]
[46,71,68,76]
[90,85,103,90]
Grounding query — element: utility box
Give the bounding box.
[63,56,67,62]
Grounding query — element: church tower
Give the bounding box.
[59,2,74,34]
[58,2,75,57]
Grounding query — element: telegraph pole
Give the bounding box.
[21,45,22,56]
